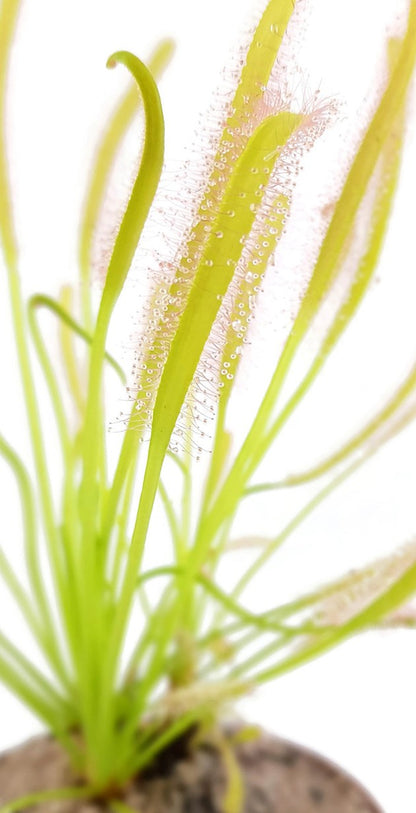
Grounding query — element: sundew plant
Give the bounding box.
[1,0,416,807]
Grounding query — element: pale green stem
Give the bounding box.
[0,0,71,692]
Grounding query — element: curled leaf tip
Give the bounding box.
[106,50,142,72]
[106,51,127,70]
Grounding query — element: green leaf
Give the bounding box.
[258,35,409,456]
[130,0,299,443]
[202,6,416,547]
[150,113,302,459]
[253,555,416,686]
[80,50,164,519]
[101,51,165,310]
[79,38,174,325]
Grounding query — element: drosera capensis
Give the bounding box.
[1,0,416,809]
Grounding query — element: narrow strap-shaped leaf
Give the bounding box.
[257,543,416,634]
[311,542,416,628]
[178,0,296,259]
[285,8,416,347]
[231,0,294,112]
[80,51,164,523]
[203,7,416,547]
[150,113,302,457]
[218,192,290,407]
[186,0,296,242]
[131,1,298,432]
[206,543,416,660]
[100,51,165,309]
[78,38,174,325]
[253,555,416,686]
[202,111,332,510]
[231,541,416,678]
[258,49,408,456]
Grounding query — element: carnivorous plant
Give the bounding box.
[1,0,416,809]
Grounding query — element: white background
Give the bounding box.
[1,1,416,811]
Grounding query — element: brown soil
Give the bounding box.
[0,728,383,812]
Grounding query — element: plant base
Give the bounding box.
[0,727,383,812]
